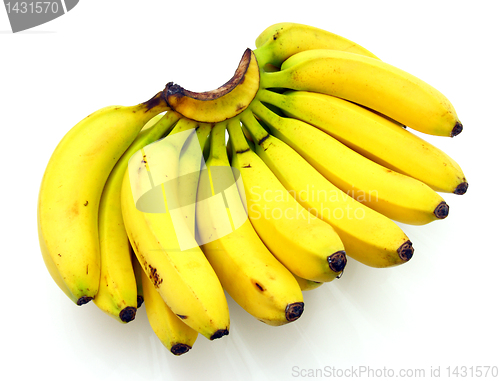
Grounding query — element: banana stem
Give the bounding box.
[239,109,269,144]
[227,118,249,154]
[140,91,170,115]
[170,117,198,135]
[249,98,283,129]
[253,47,274,69]
[259,70,286,89]
[256,88,286,108]
[208,122,229,164]
[121,111,181,166]
[196,123,213,154]
[151,111,181,138]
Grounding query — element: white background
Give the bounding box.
[1,1,499,380]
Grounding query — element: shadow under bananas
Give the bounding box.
[323,257,407,337]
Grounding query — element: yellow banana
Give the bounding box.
[243,106,413,267]
[254,22,378,68]
[163,49,260,123]
[227,117,347,282]
[141,265,198,355]
[253,94,450,225]
[265,89,467,195]
[293,274,323,292]
[93,112,179,322]
[261,49,463,137]
[174,119,212,237]
[121,129,230,340]
[196,121,304,326]
[37,92,167,305]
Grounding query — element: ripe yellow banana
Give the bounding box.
[254,93,450,225]
[293,274,323,292]
[196,121,304,326]
[141,266,198,355]
[174,119,212,237]
[242,106,413,267]
[121,130,230,340]
[254,22,378,68]
[227,118,347,282]
[93,112,179,322]
[163,49,260,123]
[37,92,167,305]
[261,49,463,137]
[265,90,468,195]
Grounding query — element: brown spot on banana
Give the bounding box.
[258,133,270,145]
[148,265,162,287]
[163,48,260,123]
[254,282,265,291]
[236,148,251,154]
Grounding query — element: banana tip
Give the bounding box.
[136,295,144,309]
[451,121,463,137]
[171,343,192,356]
[210,328,229,340]
[119,307,137,323]
[454,182,468,195]
[434,201,449,219]
[76,296,93,306]
[328,250,347,273]
[397,241,414,262]
[285,302,304,322]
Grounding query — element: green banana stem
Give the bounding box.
[249,98,285,131]
[145,111,180,139]
[126,111,180,161]
[227,118,249,155]
[256,88,287,110]
[259,70,287,89]
[170,117,197,136]
[208,121,229,165]
[195,123,213,155]
[239,109,269,144]
[253,47,275,71]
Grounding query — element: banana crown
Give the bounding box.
[163,49,260,123]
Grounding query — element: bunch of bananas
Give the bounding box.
[37,22,467,356]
